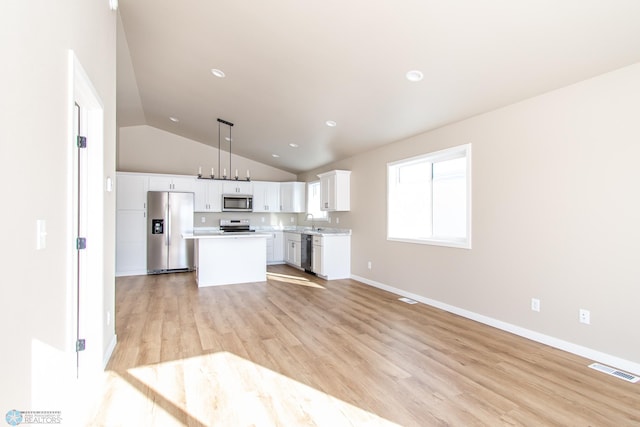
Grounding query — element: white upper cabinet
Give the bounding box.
[222,180,253,194]
[253,181,281,212]
[148,174,196,192]
[280,182,306,213]
[318,170,351,211]
[116,172,148,210]
[194,180,222,212]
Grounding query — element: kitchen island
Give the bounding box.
[183,231,270,287]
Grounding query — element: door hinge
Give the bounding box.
[76,339,86,352]
[76,237,87,250]
[77,135,87,148]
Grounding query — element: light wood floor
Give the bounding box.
[90,265,640,426]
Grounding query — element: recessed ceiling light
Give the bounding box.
[169,116,179,122]
[272,154,280,158]
[288,143,299,148]
[211,68,226,78]
[325,120,337,127]
[406,70,424,82]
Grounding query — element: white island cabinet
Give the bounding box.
[184,232,268,287]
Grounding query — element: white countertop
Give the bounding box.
[183,231,270,239]
[189,226,352,237]
[284,229,351,236]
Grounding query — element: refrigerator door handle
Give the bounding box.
[166,205,171,247]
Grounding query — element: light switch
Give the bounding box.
[36,219,47,250]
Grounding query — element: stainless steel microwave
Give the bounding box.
[222,194,253,212]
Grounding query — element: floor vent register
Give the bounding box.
[588,363,640,383]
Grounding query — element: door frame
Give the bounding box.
[67,50,105,379]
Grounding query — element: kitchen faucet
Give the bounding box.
[306,213,315,231]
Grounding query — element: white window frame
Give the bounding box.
[387,143,472,249]
[306,181,328,221]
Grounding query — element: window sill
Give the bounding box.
[387,236,471,249]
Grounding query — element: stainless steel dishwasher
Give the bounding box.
[301,233,313,273]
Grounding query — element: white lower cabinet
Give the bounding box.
[116,210,147,276]
[312,235,323,276]
[312,234,351,280]
[267,231,284,264]
[282,231,350,278]
[284,232,301,268]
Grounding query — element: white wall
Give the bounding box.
[0,0,117,419]
[118,125,297,182]
[299,62,640,371]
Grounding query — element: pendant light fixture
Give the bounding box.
[197,118,250,181]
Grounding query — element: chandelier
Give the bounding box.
[198,118,250,181]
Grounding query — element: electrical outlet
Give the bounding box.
[200,216,206,224]
[579,309,591,324]
[290,217,295,223]
[531,298,540,312]
[336,217,340,224]
[107,311,111,326]
[261,217,265,223]
[367,261,372,270]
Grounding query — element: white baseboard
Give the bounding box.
[103,334,117,369]
[351,274,640,376]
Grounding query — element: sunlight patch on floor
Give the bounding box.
[267,272,326,289]
[96,351,400,426]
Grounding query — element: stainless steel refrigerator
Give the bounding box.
[147,191,194,273]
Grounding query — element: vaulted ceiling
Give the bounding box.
[117,0,640,173]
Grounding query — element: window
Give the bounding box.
[307,181,328,220]
[387,144,471,248]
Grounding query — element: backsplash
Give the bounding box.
[194,212,301,228]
